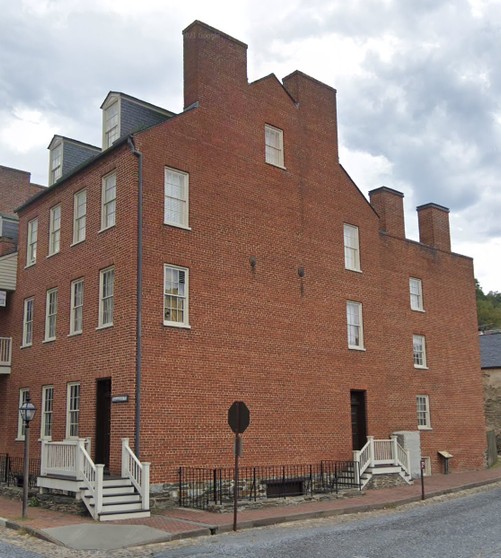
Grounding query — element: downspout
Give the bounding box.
[128,136,143,459]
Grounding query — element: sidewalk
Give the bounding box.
[1,466,501,551]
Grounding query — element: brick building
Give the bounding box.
[0,21,486,499]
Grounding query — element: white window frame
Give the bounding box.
[265,124,285,168]
[48,204,61,256]
[413,334,427,368]
[417,395,432,429]
[103,99,120,149]
[22,297,34,347]
[49,142,62,185]
[26,218,38,266]
[164,167,190,229]
[344,224,361,272]
[40,385,54,440]
[346,301,364,350]
[164,264,190,328]
[410,277,424,311]
[101,173,116,231]
[44,288,58,341]
[98,267,114,328]
[17,388,30,440]
[66,382,80,439]
[70,279,84,335]
[73,189,87,245]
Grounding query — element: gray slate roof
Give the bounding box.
[479,332,501,368]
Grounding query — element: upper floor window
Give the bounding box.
[98,267,114,328]
[101,173,116,230]
[413,334,427,368]
[41,385,54,440]
[164,167,189,228]
[265,124,284,168]
[17,388,30,440]
[26,218,38,266]
[49,205,61,256]
[44,288,58,341]
[103,100,119,149]
[409,278,424,311]
[344,224,361,272]
[164,265,189,327]
[49,142,62,185]
[70,279,84,335]
[22,297,34,347]
[73,189,87,244]
[66,382,80,439]
[347,301,364,350]
[416,395,431,429]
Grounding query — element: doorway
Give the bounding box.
[350,390,367,451]
[95,378,111,471]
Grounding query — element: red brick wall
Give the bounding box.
[0,165,45,217]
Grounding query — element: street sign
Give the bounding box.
[228,401,250,434]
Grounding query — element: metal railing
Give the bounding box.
[0,454,40,488]
[0,337,12,366]
[178,460,360,510]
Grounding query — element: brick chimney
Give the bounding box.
[183,21,248,109]
[368,187,405,238]
[417,203,451,252]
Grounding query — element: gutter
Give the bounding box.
[128,136,143,458]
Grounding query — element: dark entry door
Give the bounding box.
[350,390,367,451]
[95,378,111,471]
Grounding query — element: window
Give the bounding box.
[73,190,87,244]
[101,173,116,230]
[347,301,364,349]
[344,224,361,271]
[413,334,427,368]
[17,389,30,440]
[416,395,431,429]
[265,124,284,167]
[48,205,61,255]
[164,265,189,327]
[70,279,84,335]
[22,297,34,347]
[66,383,80,438]
[103,100,119,148]
[44,288,58,341]
[98,267,114,328]
[164,167,189,228]
[49,142,62,185]
[41,386,54,440]
[410,278,424,311]
[26,218,38,266]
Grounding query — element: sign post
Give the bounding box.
[227,401,250,532]
[420,458,426,500]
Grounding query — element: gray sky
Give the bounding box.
[1,0,500,291]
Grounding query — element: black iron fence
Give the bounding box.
[0,454,40,488]
[179,460,360,510]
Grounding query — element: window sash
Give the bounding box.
[17,389,29,439]
[347,301,364,348]
[99,268,114,327]
[417,395,431,428]
[104,101,119,148]
[101,174,116,229]
[23,298,34,346]
[344,224,361,271]
[164,168,188,227]
[45,289,58,340]
[41,386,54,439]
[410,278,423,310]
[66,383,80,438]
[265,125,284,167]
[27,219,38,265]
[49,205,61,255]
[50,144,62,184]
[413,335,427,367]
[73,190,87,243]
[70,279,84,334]
[164,266,188,325]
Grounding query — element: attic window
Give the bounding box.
[104,100,119,149]
[49,142,62,185]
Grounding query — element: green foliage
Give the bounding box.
[476,279,501,331]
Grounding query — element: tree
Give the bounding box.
[476,280,501,331]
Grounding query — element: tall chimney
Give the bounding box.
[417,203,451,252]
[369,186,405,238]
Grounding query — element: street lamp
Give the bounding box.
[19,396,36,519]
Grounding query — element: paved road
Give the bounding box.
[154,487,501,558]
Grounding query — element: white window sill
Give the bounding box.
[15,437,25,442]
[348,345,366,351]
[99,224,116,234]
[411,308,426,313]
[46,251,60,259]
[43,338,56,344]
[164,222,192,231]
[68,331,82,338]
[163,321,191,329]
[70,239,85,247]
[418,426,432,431]
[345,267,362,273]
[265,161,286,170]
[24,262,36,269]
[96,323,113,331]
[38,437,52,442]
[20,344,32,349]
[414,365,429,370]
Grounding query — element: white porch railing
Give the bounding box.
[80,442,104,519]
[40,438,91,478]
[0,337,12,366]
[354,435,411,479]
[122,438,150,511]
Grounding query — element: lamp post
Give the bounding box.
[19,396,36,519]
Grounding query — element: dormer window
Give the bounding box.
[103,99,119,149]
[49,141,62,186]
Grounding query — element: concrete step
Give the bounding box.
[98,509,151,521]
